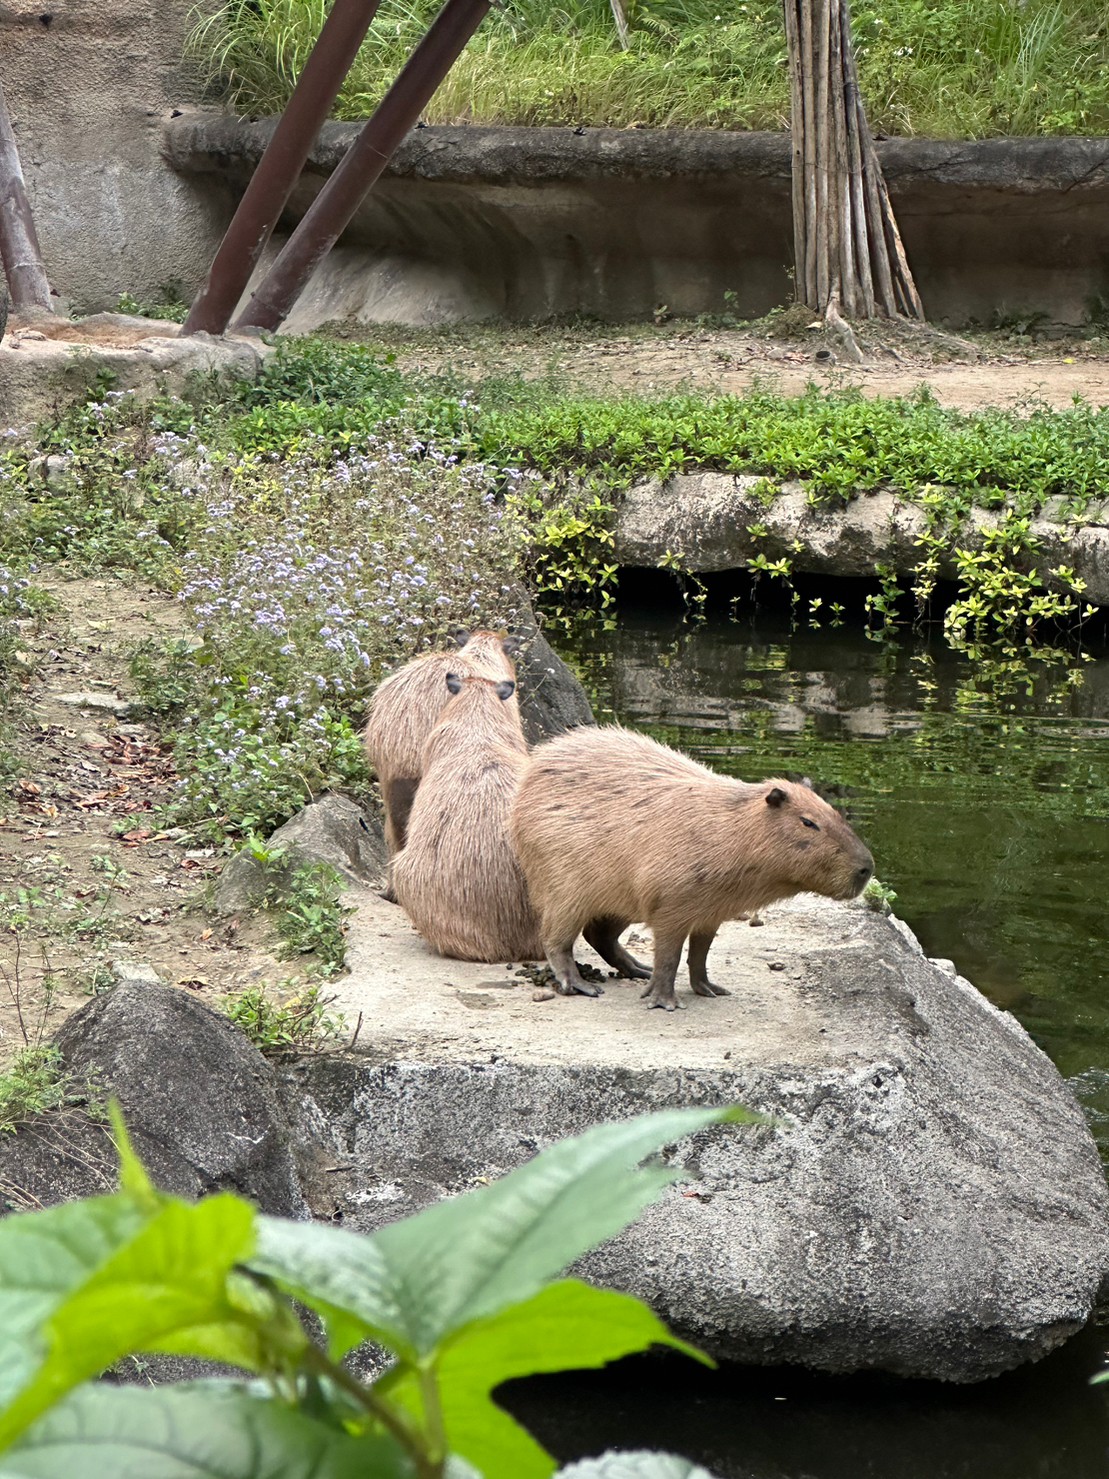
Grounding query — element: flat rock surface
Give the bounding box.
[313,891,1109,1382]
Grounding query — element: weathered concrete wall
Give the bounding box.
[167,117,1109,329]
[0,0,230,312]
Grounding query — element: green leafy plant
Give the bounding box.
[0,1104,751,1476]
[221,982,345,1054]
[0,1047,67,1134]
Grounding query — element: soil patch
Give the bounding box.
[357,319,1109,412]
[0,575,289,1066]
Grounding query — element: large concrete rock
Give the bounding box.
[216,792,386,916]
[54,981,307,1216]
[282,892,1109,1382]
[613,473,1109,607]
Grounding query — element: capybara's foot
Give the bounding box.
[690,977,731,998]
[379,884,399,904]
[641,979,681,1011]
[556,973,603,999]
[617,956,651,980]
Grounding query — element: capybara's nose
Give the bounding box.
[854,862,873,890]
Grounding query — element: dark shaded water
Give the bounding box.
[518,590,1109,1478]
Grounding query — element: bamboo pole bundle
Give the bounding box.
[783,0,923,333]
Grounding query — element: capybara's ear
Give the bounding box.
[500,631,525,658]
[766,786,788,808]
[495,680,517,701]
[800,775,815,790]
[446,672,463,694]
[447,625,470,648]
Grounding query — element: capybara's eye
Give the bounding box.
[802,817,820,830]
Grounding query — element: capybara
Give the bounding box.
[392,671,543,963]
[510,726,874,1011]
[363,630,519,863]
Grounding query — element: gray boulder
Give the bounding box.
[282,892,1109,1382]
[54,981,307,1216]
[216,792,386,915]
[507,592,595,744]
[612,473,1109,607]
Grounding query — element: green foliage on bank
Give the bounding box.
[0,1104,747,1476]
[187,0,1109,137]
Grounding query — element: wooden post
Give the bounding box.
[783,0,923,328]
[0,79,52,315]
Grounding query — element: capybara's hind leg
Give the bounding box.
[641,929,686,1012]
[688,929,730,998]
[584,917,650,979]
[385,777,419,855]
[545,936,603,999]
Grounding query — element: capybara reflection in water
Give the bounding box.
[393,671,543,964]
[363,630,519,868]
[510,726,874,1010]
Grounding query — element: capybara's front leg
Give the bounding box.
[544,940,603,999]
[688,929,730,998]
[584,917,650,979]
[641,930,686,1012]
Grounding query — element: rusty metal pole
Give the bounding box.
[234,0,490,333]
[0,79,52,314]
[182,0,385,337]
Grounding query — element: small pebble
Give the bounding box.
[532,988,556,1003]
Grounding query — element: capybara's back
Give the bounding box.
[393,673,542,963]
[364,630,517,857]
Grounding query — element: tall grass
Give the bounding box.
[187,0,1109,137]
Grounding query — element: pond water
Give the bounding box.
[515,582,1109,1478]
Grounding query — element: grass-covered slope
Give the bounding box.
[188,0,1109,138]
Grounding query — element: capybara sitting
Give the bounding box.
[393,671,543,964]
[510,726,874,1011]
[364,630,519,862]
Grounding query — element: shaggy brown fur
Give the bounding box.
[363,630,518,861]
[510,726,874,1010]
[393,673,543,964]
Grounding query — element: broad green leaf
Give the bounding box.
[556,1456,718,1479]
[0,1196,149,1410]
[383,1279,710,1479]
[0,1193,273,1449]
[254,1105,751,1360]
[108,1101,158,1210]
[0,1382,413,1479]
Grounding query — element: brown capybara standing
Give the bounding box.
[510,726,874,1010]
[363,630,519,862]
[392,672,543,963]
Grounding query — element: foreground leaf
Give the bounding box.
[0,1383,411,1479]
[0,1197,148,1410]
[0,1194,268,1448]
[254,1105,751,1359]
[556,1456,719,1479]
[384,1279,710,1479]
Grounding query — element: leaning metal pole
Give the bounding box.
[182,0,385,337]
[234,0,491,333]
[0,78,52,314]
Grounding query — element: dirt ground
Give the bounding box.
[0,577,290,1066]
[370,314,1109,411]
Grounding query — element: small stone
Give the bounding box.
[532,988,556,1003]
[55,691,132,716]
[111,961,162,989]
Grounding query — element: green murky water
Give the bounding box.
[519,596,1109,1479]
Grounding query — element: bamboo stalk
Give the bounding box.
[839,0,874,316]
[799,0,818,305]
[814,0,832,310]
[609,0,630,50]
[0,80,51,314]
[783,0,807,305]
[829,0,856,315]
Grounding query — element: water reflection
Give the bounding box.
[505,1327,1109,1479]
